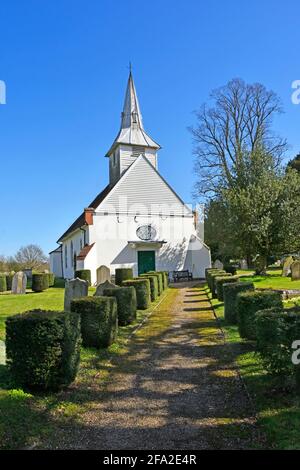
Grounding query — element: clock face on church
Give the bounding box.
[136,225,156,241]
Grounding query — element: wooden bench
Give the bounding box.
[173,270,193,282]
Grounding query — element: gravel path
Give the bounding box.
[47,283,260,449]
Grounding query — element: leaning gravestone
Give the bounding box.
[64,278,89,311]
[96,265,111,285]
[213,259,224,270]
[11,271,27,295]
[291,261,300,281]
[282,256,294,277]
[94,280,118,297]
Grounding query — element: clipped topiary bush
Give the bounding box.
[115,268,133,286]
[237,290,283,340]
[215,275,239,301]
[48,272,55,287]
[103,286,137,326]
[122,278,151,309]
[223,282,255,324]
[205,267,217,281]
[6,273,14,291]
[156,271,168,289]
[75,269,91,285]
[32,273,49,292]
[255,307,300,387]
[139,274,158,301]
[207,270,226,293]
[224,265,237,275]
[71,296,118,348]
[147,272,163,294]
[0,274,7,292]
[211,272,231,298]
[5,309,81,390]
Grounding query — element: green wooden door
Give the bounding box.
[138,251,156,275]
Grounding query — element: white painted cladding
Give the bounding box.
[98,156,191,216]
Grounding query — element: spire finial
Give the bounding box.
[128,61,132,75]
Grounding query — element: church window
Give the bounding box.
[112,151,117,167]
[80,239,83,250]
[136,225,156,241]
[65,245,68,269]
[71,241,74,263]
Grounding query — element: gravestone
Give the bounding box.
[213,259,224,270]
[240,259,248,270]
[11,271,27,295]
[94,280,118,297]
[282,256,294,277]
[96,265,111,285]
[23,268,33,279]
[0,340,5,365]
[291,261,300,281]
[64,278,89,311]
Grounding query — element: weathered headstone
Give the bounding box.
[96,265,111,285]
[282,256,294,277]
[94,280,118,297]
[64,278,89,311]
[291,261,300,281]
[0,340,5,365]
[11,271,27,295]
[240,259,248,270]
[213,259,224,270]
[23,268,33,279]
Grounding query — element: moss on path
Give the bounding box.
[41,284,260,449]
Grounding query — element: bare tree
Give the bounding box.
[189,79,287,197]
[14,244,48,270]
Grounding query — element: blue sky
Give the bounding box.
[0,0,300,256]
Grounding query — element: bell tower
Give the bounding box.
[106,71,161,186]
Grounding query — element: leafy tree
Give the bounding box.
[287,153,300,173]
[14,244,48,270]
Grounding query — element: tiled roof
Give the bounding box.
[57,184,112,242]
[76,243,95,260]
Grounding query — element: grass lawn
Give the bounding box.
[0,285,172,449]
[237,268,300,290]
[208,274,300,449]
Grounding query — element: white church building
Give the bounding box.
[50,72,211,284]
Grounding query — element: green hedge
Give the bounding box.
[32,273,49,292]
[156,271,168,289]
[0,274,7,292]
[115,268,133,286]
[48,272,55,287]
[71,296,118,348]
[256,307,300,387]
[215,275,239,301]
[103,286,137,326]
[122,278,151,309]
[75,269,91,285]
[211,272,231,298]
[147,272,163,294]
[223,282,255,324]
[6,309,81,390]
[207,270,226,292]
[139,274,158,301]
[205,268,217,281]
[237,290,283,340]
[6,273,14,291]
[224,265,237,275]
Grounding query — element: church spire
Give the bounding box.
[106,70,160,156]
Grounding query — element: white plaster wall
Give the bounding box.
[61,230,85,279]
[50,251,63,278]
[83,212,210,284]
